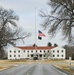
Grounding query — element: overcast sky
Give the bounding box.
[0,0,67,46]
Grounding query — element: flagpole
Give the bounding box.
[35,7,37,51]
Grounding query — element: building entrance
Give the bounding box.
[33,55,38,60]
[31,54,43,60]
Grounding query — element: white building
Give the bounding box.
[8,46,65,60]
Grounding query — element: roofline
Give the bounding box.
[17,46,56,50]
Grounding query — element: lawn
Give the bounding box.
[0,66,13,71]
[55,64,74,74]
[53,60,74,74]
[0,59,74,74]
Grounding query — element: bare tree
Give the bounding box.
[63,45,74,59]
[0,7,30,59]
[40,0,74,44]
[45,51,52,59]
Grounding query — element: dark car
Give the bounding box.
[33,57,38,60]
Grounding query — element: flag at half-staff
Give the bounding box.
[38,30,46,40]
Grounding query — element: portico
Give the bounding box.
[29,53,45,60]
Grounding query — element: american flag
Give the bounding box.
[38,30,46,40]
[38,30,46,37]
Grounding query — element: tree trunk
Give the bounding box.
[0,46,5,59]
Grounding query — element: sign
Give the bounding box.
[69,57,72,67]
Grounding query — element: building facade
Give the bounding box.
[8,46,65,60]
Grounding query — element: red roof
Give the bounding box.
[17,46,56,50]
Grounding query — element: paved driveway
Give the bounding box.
[0,64,72,75]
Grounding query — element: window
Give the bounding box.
[24,50,25,52]
[14,51,16,53]
[18,55,20,57]
[31,50,33,52]
[10,50,11,53]
[53,50,55,52]
[48,50,49,52]
[40,55,42,57]
[31,55,33,57]
[44,50,45,52]
[36,50,37,53]
[27,51,29,53]
[14,55,16,57]
[40,50,42,52]
[57,50,59,53]
[10,55,11,57]
[57,55,59,57]
[61,50,63,52]
[62,55,63,57]
[53,55,55,57]
[18,50,20,53]
[44,55,45,57]
[27,55,29,57]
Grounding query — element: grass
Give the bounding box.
[0,66,5,69]
[55,64,74,74]
[0,66,13,71]
[64,67,74,74]
[0,59,73,73]
[41,59,74,74]
[8,59,27,62]
[0,59,28,64]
